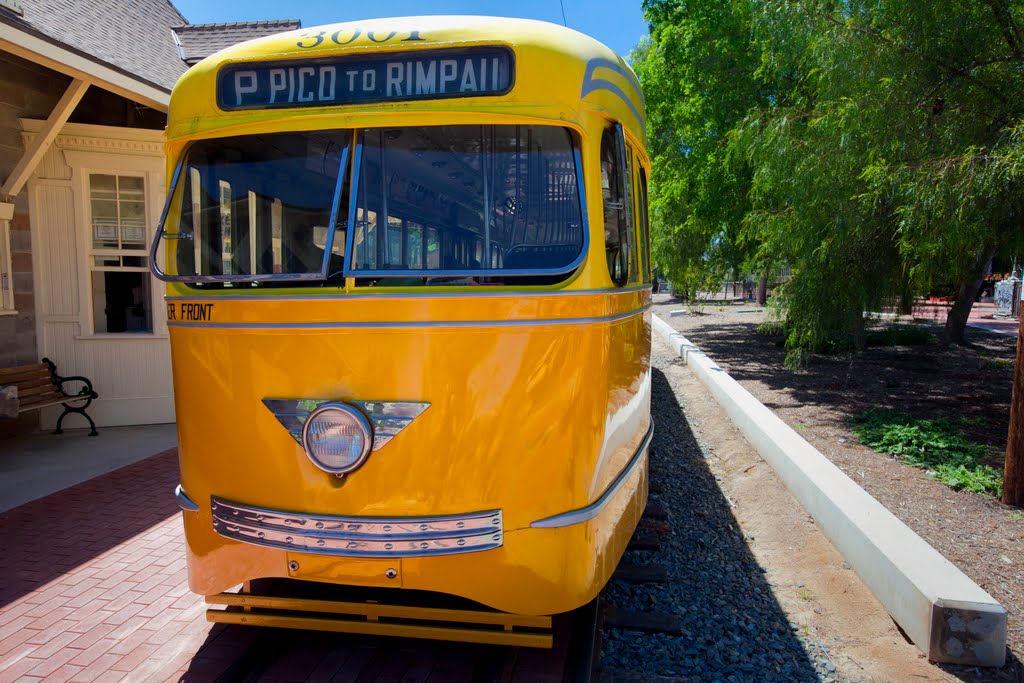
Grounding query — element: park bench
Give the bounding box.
[0,358,98,436]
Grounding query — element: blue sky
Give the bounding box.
[173,1,649,59]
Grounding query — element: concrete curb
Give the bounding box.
[652,315,1008,667]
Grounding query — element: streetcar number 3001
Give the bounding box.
[296,28,425,49]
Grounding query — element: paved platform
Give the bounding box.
[913,300,1020,337]
[0,450,216,682]
[0,450,570,682]
[0,424,178,513]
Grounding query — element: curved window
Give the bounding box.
[351,125,583,282]
[601,124,636,287]
[162,130,351,283]
[152,125,584,286]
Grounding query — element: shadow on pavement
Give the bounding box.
[0,449,179,607]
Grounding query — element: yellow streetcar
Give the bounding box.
[151,16,652,646]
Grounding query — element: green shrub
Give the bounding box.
[865,325,933,347]
[757,319,787,336]
[850,409,1001,496]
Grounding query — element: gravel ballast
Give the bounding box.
[598,343,852,682]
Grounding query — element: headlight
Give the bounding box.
[301,403,373,474]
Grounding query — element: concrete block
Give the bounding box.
[651,314,1008,667]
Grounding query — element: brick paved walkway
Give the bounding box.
[0,451,573,683]
[0,449,225,682]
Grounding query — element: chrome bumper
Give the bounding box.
[210,496,503,558]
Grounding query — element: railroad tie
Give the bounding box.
[612,563,669,584]
[603,605,683,636]
[626,528,662,552]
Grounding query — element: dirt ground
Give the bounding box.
[652,296,1024,680]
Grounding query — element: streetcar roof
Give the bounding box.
[165,16,646,145]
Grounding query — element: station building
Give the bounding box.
[0,0,297,434]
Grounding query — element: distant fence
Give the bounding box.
[704,281,754,300]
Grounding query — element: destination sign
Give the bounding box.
[217,48,514,111]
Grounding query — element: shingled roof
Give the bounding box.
[173,20,301,66]
[0,0,189,92]
[0,2,301,98]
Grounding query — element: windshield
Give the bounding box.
[163,130,350,282]
[153,125,584,286]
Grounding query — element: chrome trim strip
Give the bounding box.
[210,496,503,558]
[166,304,650,330]
[163,284,651,302]
[175,484,200,512]
[530,421,653,529]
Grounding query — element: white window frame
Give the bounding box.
[64,149,166,338]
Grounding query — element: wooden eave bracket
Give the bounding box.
[1,78,89,199]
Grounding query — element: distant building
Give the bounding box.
[0,0,298,434]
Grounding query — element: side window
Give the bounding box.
[88,174,152,333]
[637,165,651,283]
[600,125,636,286]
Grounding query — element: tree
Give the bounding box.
[633,1,767,299]
[639,0,1024,358]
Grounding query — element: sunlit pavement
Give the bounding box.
[0,449,226,682]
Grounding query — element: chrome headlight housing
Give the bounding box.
[301,403,373,474]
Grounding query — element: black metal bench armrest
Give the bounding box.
[41,357,99,402]
[40,357,99,436]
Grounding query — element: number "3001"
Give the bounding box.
[296,28,425,49]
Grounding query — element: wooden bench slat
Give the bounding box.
[0,368,51,384]
[20,397,70,411]
[0,362,48,376]
[12,376,54,392]
[21,391,63,403]
[17,382,61,399]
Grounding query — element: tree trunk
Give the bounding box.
[1004,311,1024,508]
[943,242,997,345]
[757,274,768,305]
[898,278,915,316]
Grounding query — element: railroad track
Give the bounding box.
[592,473,689,683]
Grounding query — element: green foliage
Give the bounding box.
[757,319,787,336]
[851,410,1002,496]
[632,3,767,295]
[639,0,1024,358]
[864,325,933,347]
